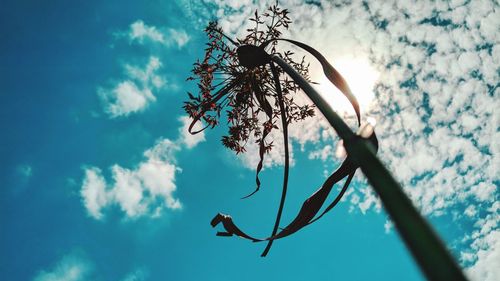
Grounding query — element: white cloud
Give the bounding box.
[463,212,500,281]
[130,20,165,43]
[33,253,92,281]
[99,56,164,117]
[464,205,477,218]
[237,120,296,170]
[308,144,334,162]
[103,81,153,117]
[187,0,499,276]
[233,93,327,170]
[81,118,205,220]
[178,116,205,149]
[124,56,165,88]
[99,19,190,118]
[168,28,190,48]
[128,20,190,48]
[81,139,182,220]
[81,167,109,220]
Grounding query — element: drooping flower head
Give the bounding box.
[185,4,375,257]
[184,6,314,185]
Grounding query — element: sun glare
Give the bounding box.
[313,56,380,116]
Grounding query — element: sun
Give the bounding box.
[312,55,380,117]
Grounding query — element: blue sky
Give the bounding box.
[1,0,498,280]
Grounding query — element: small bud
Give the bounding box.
[358,117,377,138]
[335,140,347,158]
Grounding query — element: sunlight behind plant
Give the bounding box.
[314,55,379,115]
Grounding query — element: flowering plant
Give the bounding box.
[183,9,467,281]
[185,6,314,195]
[184,4,366,257]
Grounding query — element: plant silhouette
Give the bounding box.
[184,5,468,281]
[185,4,374,257]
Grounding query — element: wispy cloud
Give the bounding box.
[128,20,190,48]
[33,252,149,281]
[33,252,93,281]
[462,203,500,281]
[99,19,190,118]
[129,20,164,44]
[81,167,108,219]
[99,56,164,117]
[81,117,205,220]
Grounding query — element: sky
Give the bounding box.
[0,0,498,280]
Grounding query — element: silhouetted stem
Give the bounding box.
[270,55,468,281]
[261,61,290,257]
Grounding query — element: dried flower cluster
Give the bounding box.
[184,5,314,163]
[184,4,369,257]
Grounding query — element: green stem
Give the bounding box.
[270,55,468,281]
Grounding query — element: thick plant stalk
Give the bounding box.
[270,55,468,281]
